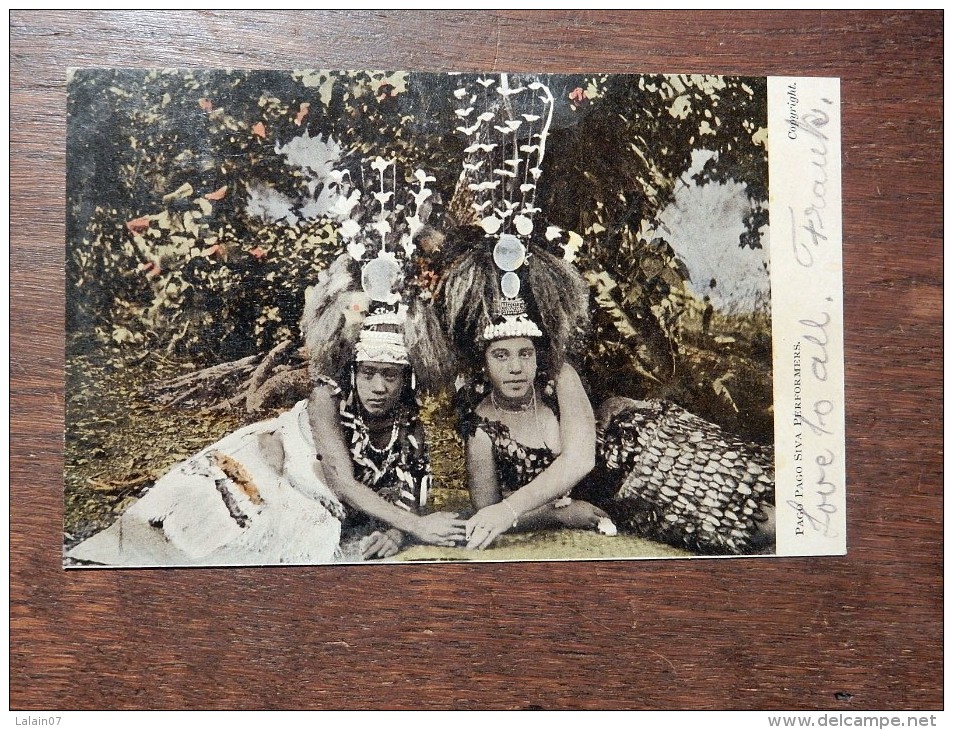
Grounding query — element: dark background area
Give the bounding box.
[11,10,942,710]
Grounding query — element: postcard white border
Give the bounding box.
[769,76,847,556]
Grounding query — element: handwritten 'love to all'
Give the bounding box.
[786,87,840,540]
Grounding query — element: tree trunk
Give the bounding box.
[144,339,312,416]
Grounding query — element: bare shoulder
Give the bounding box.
[555,361,583,387]
[473,394,494,420]
[466,421,495,457]
[554,362,590,404]
[307,382,340,424]
[553,362,596,435]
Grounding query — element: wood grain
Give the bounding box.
[10,10,942,710]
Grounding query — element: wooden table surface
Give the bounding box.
[10,10,943,710]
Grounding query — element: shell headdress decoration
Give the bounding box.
[443,74,590,372]
[301,157,454,394]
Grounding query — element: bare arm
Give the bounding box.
[307,386,465,546]
[466,428,502,511]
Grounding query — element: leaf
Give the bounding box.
[126,216,151,234]
[712,374,739,413]
[586,270,638,339]
[245,183,297,224]
[569,87,588,109]
[143,262,162,278]
[111,326,136,344]
[660,266,683,289]
[204,185,228,201]
[251,121,267,138]
[640,257,664,279]
[162,183,194,202]
[153,211,172,230]
[622,281,645,307]
[182,211,201,236]
[562,231,584,263]
[294,102,310,126]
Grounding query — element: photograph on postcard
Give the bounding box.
[64,70,843,567]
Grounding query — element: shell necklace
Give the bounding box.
[366,416,400,455]
[491,386,551,451]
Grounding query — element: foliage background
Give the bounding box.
[65,69,771,535]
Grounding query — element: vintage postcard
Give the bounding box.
[63,70,844,567]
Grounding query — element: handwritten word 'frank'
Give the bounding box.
[788,100,834,268]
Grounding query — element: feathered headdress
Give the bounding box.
[300,158,454,394]
[442,74,590,372]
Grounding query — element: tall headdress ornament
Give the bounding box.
[444,74,590,370]
[301,158,453,393]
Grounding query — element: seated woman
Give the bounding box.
[305,350,468,562]
[68,156,467,566]
[459,333,775,555]
[66,315,466,567]
[440,225,614,550]
[459,335,610,550]
[307,287,477,558]
[440,72,774,555]
[442,233,774,556]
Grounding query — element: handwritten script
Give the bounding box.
[787,96,841,539]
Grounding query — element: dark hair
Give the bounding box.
[441,225,590,376]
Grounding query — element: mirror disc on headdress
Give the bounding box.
[493,234,526,271]
[480,216,502,235]
[514,215,534,236]
[500,271,521,298]
[361,255,401,302]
